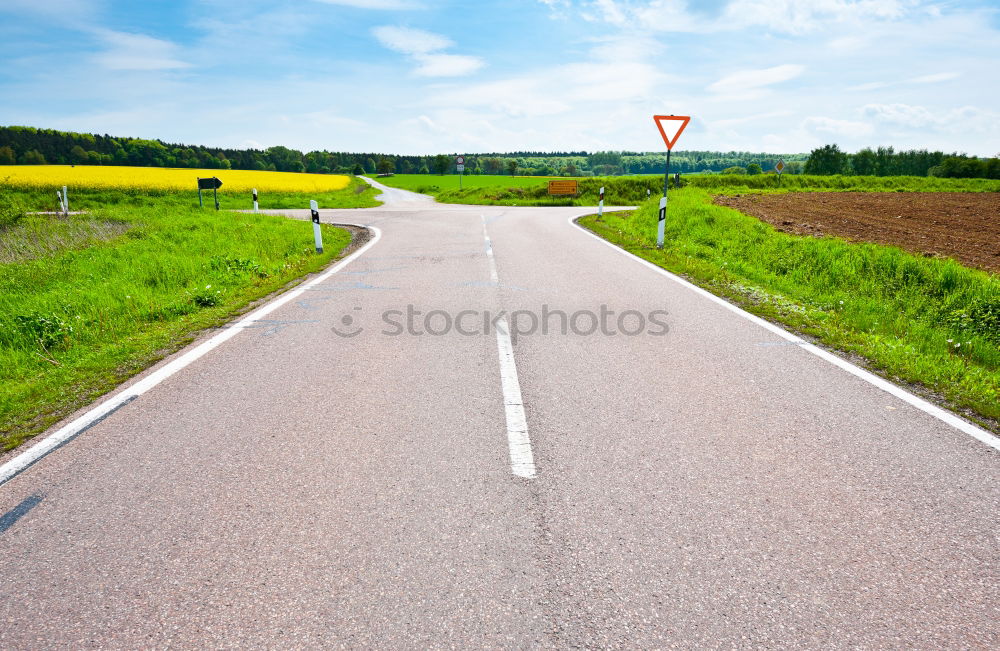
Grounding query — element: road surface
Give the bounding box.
[1,178,996,647]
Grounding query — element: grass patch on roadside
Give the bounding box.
[579,188,1000,430]
[0,186,354,451]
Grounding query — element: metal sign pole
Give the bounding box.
[657,149,671,249]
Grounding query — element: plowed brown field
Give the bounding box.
[715,192,1000,273]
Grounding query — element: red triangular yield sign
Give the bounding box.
[653,114,690,151]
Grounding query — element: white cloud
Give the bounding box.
[848,71,961,92]
[862,102,937,126]
[92,30,190,71]
[909,72,961,84]
[712,110,795,129]
[372,26,452,54]
[722,0,912,34]
[847,81,890,92]
[632,0,708,33]
[549,0,918,35]
[708,64,805,93]
[313,0,422,9]
[0,0,101,21]
[860,103,999,135]
[584,0,628,25]
[372,25,484,77]
[412,53,484,77]
[803,116,875,137]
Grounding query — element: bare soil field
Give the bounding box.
[715,192,1000,273]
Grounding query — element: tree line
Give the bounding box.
[0,126,810,177]
[801,144,999,179]
[1,126,996,179]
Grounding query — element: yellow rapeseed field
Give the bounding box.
[0,165,351,193]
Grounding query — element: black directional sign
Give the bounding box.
[197,177,223,190]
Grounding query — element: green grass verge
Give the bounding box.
[0,187,356,451]
[579,189,1000,431]
[376,173,999,206]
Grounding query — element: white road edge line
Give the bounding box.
[483,217,537,478]
[0,223,383,488]
[568,214,1000,453]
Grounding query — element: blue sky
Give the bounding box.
[1,0,997,155]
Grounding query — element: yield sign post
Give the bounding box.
[652,114,690,248]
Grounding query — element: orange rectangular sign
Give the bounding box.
[548,180,578,195]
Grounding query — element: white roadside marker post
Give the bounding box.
[61,186,68,215]
[657,196,667,248]
[310,200,323,254]
[252,188,259,213]
[598,186,605,220]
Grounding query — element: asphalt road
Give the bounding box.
[1,178,997,648]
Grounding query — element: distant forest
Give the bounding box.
[1,126,995,179]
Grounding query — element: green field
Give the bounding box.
[376,173,1000,206]
[372,173,554,192]
[580,190,1000,430]
[0,183,360,451]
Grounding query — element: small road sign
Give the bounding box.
[455,156,465,165]
[456,164,465,172]
[775,160,786,174]
[197,177,223,190]
[548,180,579,196]
[197,177,222,210]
